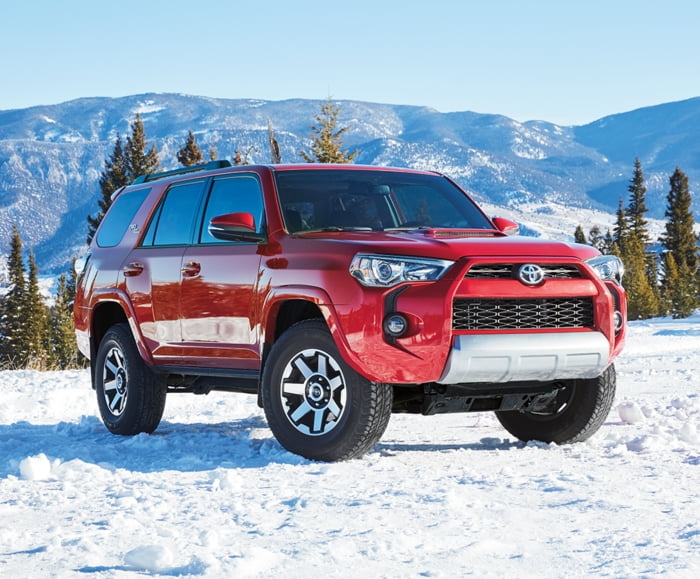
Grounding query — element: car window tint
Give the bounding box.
[273,170,493,232]
[96,187,151,247]
[142,180,206,246]
[199,175,264,243]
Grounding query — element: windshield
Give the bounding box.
[273,169,493,234]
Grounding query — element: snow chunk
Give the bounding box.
[19,453,53,480]
[679,422,699,445]
[124,545,174,572]
[617,401,646,424]
[124,544,210,575]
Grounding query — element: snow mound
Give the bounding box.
[124,545,173,572]
[617,400,646,424]
[18,453,53,481]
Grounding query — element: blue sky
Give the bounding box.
[2,0,700,125]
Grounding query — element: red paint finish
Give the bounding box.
[75,163,626,388]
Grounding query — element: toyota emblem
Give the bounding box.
[518,264,545,285]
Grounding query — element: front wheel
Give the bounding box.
[262,320,392,461]
[94,323,166,435]
[495,364,616,444]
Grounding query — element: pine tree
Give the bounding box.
[176,130,204,166]
[268,119,282,163]
[613,160,659,319]
[574,225,586,244]
[300,98,358,163]
[0,225,27,366]
[87,115,159,243]
[612,198,627,253]
[51,273,80,368]
[661,252,697,318]
[232,146,254,166]
[125,113,159,180]
[602,229,614,254]
[661,167,698,271]
[87,135,129,244]
[587,226,605,252]
[660,167,699,316]
[625,158,651,245]
[25,251,52,369]
[623,235,659,320]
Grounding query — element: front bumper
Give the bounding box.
[437,331,610,384]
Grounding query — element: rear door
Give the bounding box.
[123,179,207,362]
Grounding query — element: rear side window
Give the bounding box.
[199,175,264,243]
[96,187,151,247]
[141,180,206,246]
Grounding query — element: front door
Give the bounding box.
[178,174,266,369]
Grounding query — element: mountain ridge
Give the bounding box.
[1,93,699,273]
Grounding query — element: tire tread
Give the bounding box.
[96,323,166,435]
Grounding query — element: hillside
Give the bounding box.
[1,94,699,272]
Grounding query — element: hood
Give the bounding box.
[294,229,599,261]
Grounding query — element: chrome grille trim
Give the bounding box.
[453,297,595,330]
[466,264,582,279]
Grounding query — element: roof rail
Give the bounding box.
[131,159,233,185]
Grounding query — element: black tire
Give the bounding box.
[262,320,392,461]
[495,364,616,444]
[94,323,166,435]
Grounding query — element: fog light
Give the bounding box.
[613,311,624,332]
[384,314,408,337]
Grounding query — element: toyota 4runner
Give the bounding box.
[74,161,626,461]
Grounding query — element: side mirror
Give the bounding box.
[208,212,264,242]
[492,217,519,236]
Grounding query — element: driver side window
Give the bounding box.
[199,176,264,243]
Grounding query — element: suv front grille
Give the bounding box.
[453,297,595,330]
[466,264,582,279]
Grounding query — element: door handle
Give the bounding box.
[123,262,144,277]
[181,261,201,277]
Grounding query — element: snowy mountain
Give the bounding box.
[1,93,700,273]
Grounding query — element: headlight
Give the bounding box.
[586,255,624,286]
[350,254,454,287]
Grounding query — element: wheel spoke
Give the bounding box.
[105,358,119,377]
[293,357,315,380]
[317,354,327,377]
[312,408,325,433]
[109,391,123,412]
[290,400,313,423]
[283,381,306,396]
[103,378,117,392]
[326,400,341,419]
[329,375,343,391]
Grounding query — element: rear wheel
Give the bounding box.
[495,364,616,444]
[262,320,392,461]
[94,323,166,435]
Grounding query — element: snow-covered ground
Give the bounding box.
[1,317,699,578]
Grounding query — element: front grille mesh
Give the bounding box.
[453,297,595,330]
[466,264,582,279]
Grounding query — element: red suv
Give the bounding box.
[74,161,626,461]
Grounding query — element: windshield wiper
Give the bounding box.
[384,226,432,232]
[302,226,374,233]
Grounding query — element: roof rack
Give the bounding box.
[131,159,233,185]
